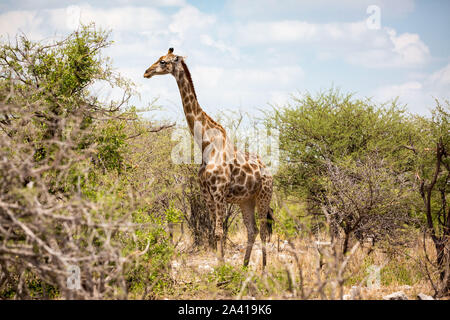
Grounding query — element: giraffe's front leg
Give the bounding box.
[201,165,228,264]
[214,200,226,263]
[202,183,226,263]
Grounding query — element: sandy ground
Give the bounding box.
[163,230,436,300]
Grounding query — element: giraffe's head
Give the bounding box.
[143,48,183,79]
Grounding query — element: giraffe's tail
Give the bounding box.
[266,207,274,242]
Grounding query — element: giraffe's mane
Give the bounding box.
[181,60,197,100]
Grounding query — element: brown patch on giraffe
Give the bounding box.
[237,173,246,185]
[201,112,226,137]
[216,175,227,186]
[186,114,195,128]
[232,168,240,176]
[242,163,252,174]
[232,185,244,195]
[246,177,255,189]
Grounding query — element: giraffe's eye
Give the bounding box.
[160,60,166,65]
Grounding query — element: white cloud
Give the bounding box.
[51,5,168,31]
[0,0,186,11]
[237,21,317,44]
[200,34,240,60]
[426,63,450,89]
[374,63,450,114]
[0,10,45,40]
[226,0,415,19]
[375,81,423,101]
[230,66,304,88]
[388,29,430,66]
[192,66,225,88]
[168,5,215,47]
[236,20,429,68]
[9,5,427,70]
[190,65,304,111]
[0,5,169,41]
[268,91,292,106]
[376,0,415,16]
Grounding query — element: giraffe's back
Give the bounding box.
[225,150,271,204]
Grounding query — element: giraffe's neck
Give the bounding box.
[174,64,202,135]
[174,61,227,153]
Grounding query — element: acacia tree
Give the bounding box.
[266,90,417,235]
[322,156,415,254]
[406,101,450,296]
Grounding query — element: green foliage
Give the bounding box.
[0,24,175,299]
[344,255,375,286]
[0,271,59,299]
[273,201,306,239]
[166,205,183,224]
[381,257,425,286]
[407,101,450,235]
[265,89,431,248]
[267,89,415,196]
[95,119,128,172]
[209,264,246,295]
[125,208,175,297]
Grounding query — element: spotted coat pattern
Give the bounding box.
[144,49,273,268]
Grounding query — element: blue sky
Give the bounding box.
[0,0,449,121]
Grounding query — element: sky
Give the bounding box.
[0,0,449,122]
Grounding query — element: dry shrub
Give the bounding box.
[0,25,174,299]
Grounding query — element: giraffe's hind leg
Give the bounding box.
[239,199,257,267]
[256,180,273,269]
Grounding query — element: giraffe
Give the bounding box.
[144,48,274,268]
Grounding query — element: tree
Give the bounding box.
[0,25,173,299]
[322,156,415,254]
[406,101,450,296]
[267,89,415,193]
[266,90,417,234]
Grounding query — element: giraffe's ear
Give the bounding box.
[173,55,186,62]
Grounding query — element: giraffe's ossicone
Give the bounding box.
[144,48,274,268]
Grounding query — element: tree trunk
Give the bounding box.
[422,140,449,296]
[434,239,450,295]
[342,231,350,255]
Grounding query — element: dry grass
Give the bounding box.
[161,225,437,300]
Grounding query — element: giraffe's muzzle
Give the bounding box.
[143,70,153,78]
